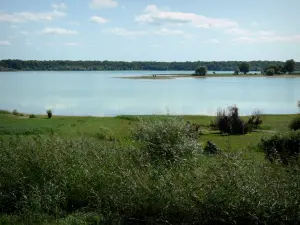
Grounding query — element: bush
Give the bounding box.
[0,110,11,115]
[46,109,52,119]
[29,114,36,119]
[132,117,202,163]
[259,130,300,164]
[204,141,221,154]
[289,116,300,131]
[234,68,240,75]
[12,109,19,116]
[1,135,300,224]
[194,66,207,76]
[214,106,248,135]
[266,68,275,76]
[247,110,263,130]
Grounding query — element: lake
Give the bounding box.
[0,71,299,116]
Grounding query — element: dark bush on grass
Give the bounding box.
[46,109,52,119]
[204,141,221,154]
[260,130,300,164]
[247,110,263,130]
[29,114,36,119]
[289,116,300,131]
[12,109,19,116]
[132,117,202,163]
[214,106,248,135]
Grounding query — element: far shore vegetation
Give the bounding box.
[1,59,299,72]
[116,59,300,79]
[1,101,300,224]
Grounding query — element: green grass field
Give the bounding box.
[1,110,300,224]
[0,111,296,150]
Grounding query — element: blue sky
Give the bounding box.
[1,0,300,61]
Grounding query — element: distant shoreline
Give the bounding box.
[115,73,300,80]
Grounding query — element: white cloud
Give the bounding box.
[51,3,67,10]
[89,0,118,9]
[205,38,220,44]
[65,42,79,46]
[89,16,109,24]
[135,5,238,29]
[41,27,78,35]
[233,34,300,43]
[103,28,146,37]
[154,28,184,36]
[0,40,11,46]
[226,27,275,36]
[0,10,65,23]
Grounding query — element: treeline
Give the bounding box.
[1,59,299,71]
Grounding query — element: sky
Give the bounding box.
[0,0,300,61]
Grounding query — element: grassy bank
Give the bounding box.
[0,112,300,224]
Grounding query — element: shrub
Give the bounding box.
[12,109,19,116]
[234,68,240,75]
[214,106,248,135]
[1,135,300,224]
[132,117,202,163]
[204,141,221,154]
[247,110,263,130]
[46,109,52,119]
[29,114,36,119]
[259,130,300,164]
[289,116,300,131]
[195,66,207,76]
[266,68,275,76]
[0,110,11,115]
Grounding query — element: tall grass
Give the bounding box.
[0,118,300,224]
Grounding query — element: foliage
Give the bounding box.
[131,117,202,163]
[204,141,221,154]
[284,59,296,73]
[247,110,263,129]
[195,66,207,76]
[12,109,19,116]
[238,62,250,74]
[1,135,300,224]
[234,68,240,75]
[0,110,12,114]
[46,109,52,119]
[1,59,300,72]
[29,114,36,119]
[265,68,275,76]
[260,130,300,164]
[214,106,249,135]
[289,116,300,131]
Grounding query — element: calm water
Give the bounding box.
[0,71,299,116]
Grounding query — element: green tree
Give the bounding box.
[195,66,207,76]
[238,62,250,74]
[284,59,296,73]
[266,68,275,76]
[234,68,240,75]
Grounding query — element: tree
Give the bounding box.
[195,66,207,76]
[284,59,296,73]
[234,68,240,75]
[238,62,250,74]
[266,68,275,76]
